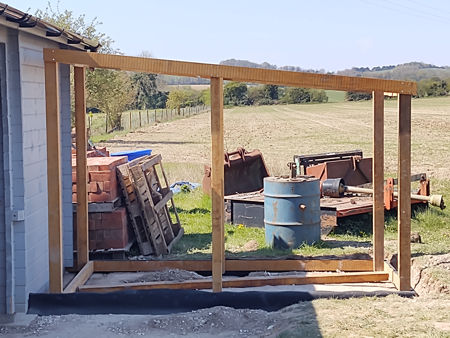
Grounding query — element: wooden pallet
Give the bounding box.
[141,155,181,236]
[130,165,170,255]
[117,154,183,256]
[116,158,153,256]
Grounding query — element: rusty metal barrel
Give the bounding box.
[264,176,321,249]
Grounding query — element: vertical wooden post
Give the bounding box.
[129,111,132,129]
[139,110,142,127]
[398,94,412,291]
[74,67,88,270]
[372,91,384,271]
[45,61,63,293]
[210,77,224,292]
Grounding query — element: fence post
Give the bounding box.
[139,110,142,127]
[147,109,149,124]
[105,113,108,133]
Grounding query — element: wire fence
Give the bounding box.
[88,105,210,137]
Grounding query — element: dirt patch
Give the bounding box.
[242,240,259,251]
[86,269,206,286]
[121,269,206,283]
[412,253,450,296]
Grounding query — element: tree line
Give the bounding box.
[222,82,328,106]
[345,77,450,101]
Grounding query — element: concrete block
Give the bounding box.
[14,269,25,287]
[21,81,45,100]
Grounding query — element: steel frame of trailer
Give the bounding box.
[43,48,415,293]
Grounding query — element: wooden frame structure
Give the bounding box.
[43,48,416,294]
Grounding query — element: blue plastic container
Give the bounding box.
[264,176,321,249]
[111,149,152,162]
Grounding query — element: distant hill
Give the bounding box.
[337,62,450,81]
[220,59,325,74]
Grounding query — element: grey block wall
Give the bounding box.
[0,41,6,314]
[0,26,75,313]
[19,33,51,308]
[18,32,74,310]
[6,28,26,313]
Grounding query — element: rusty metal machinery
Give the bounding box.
[321,177,445,210]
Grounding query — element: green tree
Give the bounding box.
[35,1,116,53]
[310,89,328,103]
[36,2,134,130]
[280,87,311,104]
[166,89,189,114]
[132,72,159,109]
[248,84,279,105]
[345,91,372,101]
[263,85,279,100]
[86,69,135,130]
[416,78,449,97]
[224,82,249,106]
[200,89,211,106]
[130,51,168,109]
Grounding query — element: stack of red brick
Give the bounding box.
[73,207,130,250]
[72,153,132,250]
[72,155,126,203]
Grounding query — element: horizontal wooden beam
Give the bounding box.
[93,259,373,273]
[63,261,94,293]
[78,271,389,293]
[43,49,416,94]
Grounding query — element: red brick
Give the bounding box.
[98,208,127,230]
[97,180,118,194]
[72,193,77,203]
[85,156,127,171]
[72,172,77,182]
[88,182,99,193]
[74,207,131,250]
[89,171,115,183]
[88,192,112,203]
[87,148,110,157]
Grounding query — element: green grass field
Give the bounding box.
[170,183,450,260]
[325,90,346,102]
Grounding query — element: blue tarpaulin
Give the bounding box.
[170,181,201,194]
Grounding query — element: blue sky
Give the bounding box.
[7,0,450,71]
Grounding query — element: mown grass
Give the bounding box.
[169,180,450,260]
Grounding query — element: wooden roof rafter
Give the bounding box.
[43,48,417,94]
